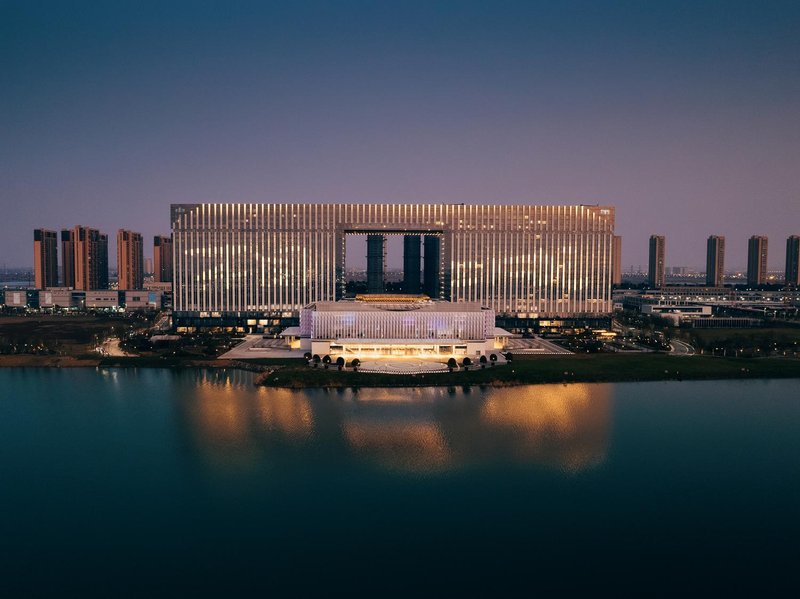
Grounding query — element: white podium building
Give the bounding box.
[288,295,509,360]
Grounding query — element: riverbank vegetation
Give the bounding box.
[0,314,151,357]
[674,327,800,358]
[3,314,799,387]
[0,314,240,361]
[3,347,799,387]
[254,353,800,388]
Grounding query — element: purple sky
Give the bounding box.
[2,0,798,271]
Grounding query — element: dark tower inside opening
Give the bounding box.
[424,235,441,298]
[366,235,386,293]
[403,235,421,293]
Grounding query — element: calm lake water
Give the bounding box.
[1,369,798,595]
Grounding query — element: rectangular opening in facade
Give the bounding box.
[343,230,443,295]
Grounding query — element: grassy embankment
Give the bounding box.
[255,353,800,388]
[676,327,800,356]
[0,315,144,367]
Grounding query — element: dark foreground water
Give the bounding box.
[1,369,799,596]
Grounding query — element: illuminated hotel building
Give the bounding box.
[171,204,615,328]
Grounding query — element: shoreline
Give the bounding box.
[0,355,266,372]
[4,353,800,388]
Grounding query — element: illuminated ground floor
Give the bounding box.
[307,338,507,360]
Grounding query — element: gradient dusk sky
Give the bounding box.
[2,0,799,271]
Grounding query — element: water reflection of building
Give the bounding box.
[477,385,611,472]
[174,369,314,471]
[179,373,612,474]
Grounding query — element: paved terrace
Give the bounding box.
[504,336,572,355]
[219,335,306,359]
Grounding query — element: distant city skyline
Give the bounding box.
[2,1,799,269]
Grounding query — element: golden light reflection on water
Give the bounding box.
[180,371,612,474]
[255,387,313,437]
[478,385,611,472]
[344,424,451,472]
[183,373,259,470]
[347,387,450,403]
[179,370,313,471]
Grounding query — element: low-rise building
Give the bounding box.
[3,290,33,309]
[291,295,510,359]
[2,288,167,312]
[641,303,712,325]
[124,290,163,311]
[39,288,81,310]
[85,290,121,310]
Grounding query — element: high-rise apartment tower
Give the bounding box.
[70,226,108,291]
[153,235,174,283]
[706,235,725,287]
[747,236,769,287]
[648,235,666,288]
[98,233,109,290]
[366,235,386,293]
[60,229,75,288]
[403,235,422,293]
[117,230,144,290]
[785,235,800,287]
[611,235,622,286]
[33,229,58,289]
